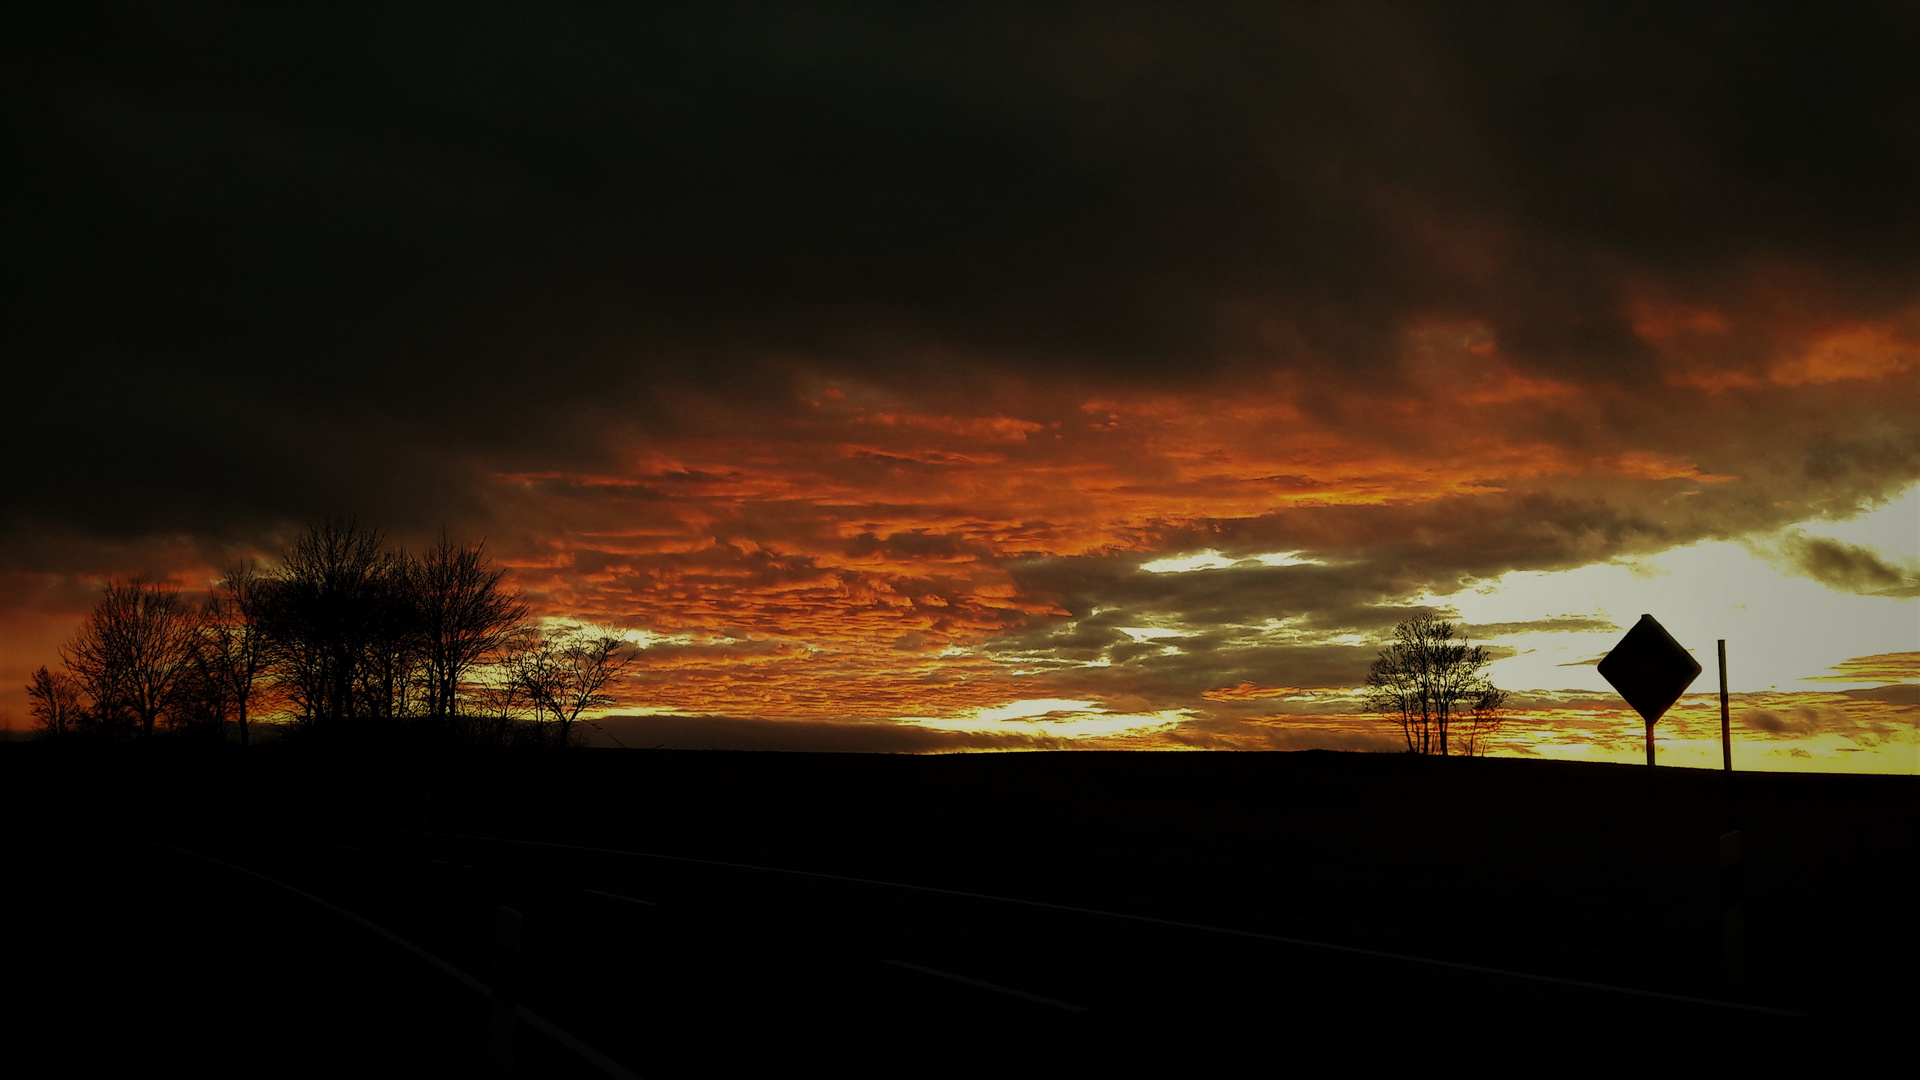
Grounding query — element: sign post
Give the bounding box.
[1597,614,1702,767]
[1718,640,1732,771]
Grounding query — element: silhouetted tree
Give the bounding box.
[1363,614,1503,756]
[355,553,423,722]
[263,519,393,727]
[26,665,87,738]
[171,651,236,740]
[1456,686,1509,757]
[26,519,551,750]
[414,531,528,723]
[516,625,638,747]
[472,630,540,745]
[198,560,274,746]
[62,579,202,740]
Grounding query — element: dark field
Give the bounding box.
[3,744,1912,1075]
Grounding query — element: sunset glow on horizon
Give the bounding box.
[5,4,1915,770]
[501,386,1918,769]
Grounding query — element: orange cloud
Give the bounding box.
[1646,288,1920,393]
[1203,682,1306,700]
[1771,324,1914,386]
[469,302,1915,740]
[1630,300,1733,340]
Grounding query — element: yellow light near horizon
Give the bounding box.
[898,697,1190,740]
[1140,551,1238,573]
[970,698,1100,722]
[1427,484,1918,697]
[1141,549,1323,573]
[1117,626,1185,642]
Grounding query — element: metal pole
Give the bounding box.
[490,906,522,1079]
[1718,639,1731,772]
[1645,718,1655,767]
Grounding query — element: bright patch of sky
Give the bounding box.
[900,697,1189,738]
[536,620,695,649]
[1117,626,1185,642]
[617,627,695,649]
[969,698,1096,722]
[1141,549,1322,573]
[1429,483,1919,695]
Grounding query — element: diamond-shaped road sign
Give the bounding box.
[1598,613,1702,765]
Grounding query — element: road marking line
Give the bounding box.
[882,959,1089,1013]
[584,888,659,907]
[349,823,1811,1018]
[84,830,642,1080]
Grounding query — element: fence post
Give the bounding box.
[490,906,522,1079]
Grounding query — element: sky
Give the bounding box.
[5,2,1917,770]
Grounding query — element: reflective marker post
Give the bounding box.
[490,906,522,1079]
[1718,639,1732,772]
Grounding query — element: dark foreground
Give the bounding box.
[2,744,1913,1075]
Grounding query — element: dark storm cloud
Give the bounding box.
[989,551,1409,701]
[1760,532,1920,598]
[1843,684,1920,705]
[981,471,1920,710]
[999,479,1857,649]
[1740,703,1911,745]
[8,1,1920,560]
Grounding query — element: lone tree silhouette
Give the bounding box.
[62,579,202,741]
[513,625,638,748]
[25,665,87,738]
[1364,613,1506,756]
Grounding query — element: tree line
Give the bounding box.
[24,519,636,748]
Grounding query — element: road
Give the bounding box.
[7,818,1866,1077]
